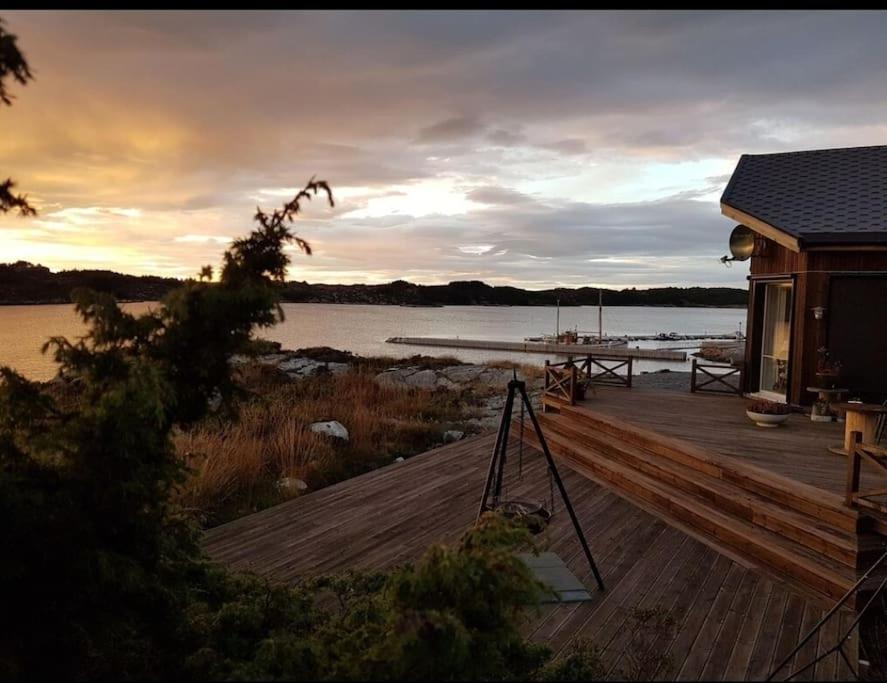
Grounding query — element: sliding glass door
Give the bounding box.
[759,282,792,401]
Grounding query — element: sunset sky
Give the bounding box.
[3,10,887,289]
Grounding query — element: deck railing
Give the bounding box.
[690,358,743,396]
[577,355,633,388]
[543,354,634,407]
[846,431,887,513]
[543,360,578,406]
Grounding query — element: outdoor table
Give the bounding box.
[827,402,887,456]
[805,386,847,422]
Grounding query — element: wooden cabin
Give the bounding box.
[720,145,887,406]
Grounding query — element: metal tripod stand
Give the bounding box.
[477,377,605,592]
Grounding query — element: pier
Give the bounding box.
[385,336,687,361]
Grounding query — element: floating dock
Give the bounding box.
[386,336,687,362]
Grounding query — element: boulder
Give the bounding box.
[440,365,486,384]
[310,420,349,440]
[374,368,411,388]
[276,477,308,491]
[435,376,458,390]
[443,429,464,443]
[207,389,222,413]
[255,353,288,366]
[478,367,515,387]
[325,362,350,375]
[404,368,439,390]
[278,357,316,374]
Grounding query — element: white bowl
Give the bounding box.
[746,410,790,428]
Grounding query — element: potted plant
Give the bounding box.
[815,347,843,388]
[746,399,791,428]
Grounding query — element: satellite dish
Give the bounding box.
[728,225,755,261]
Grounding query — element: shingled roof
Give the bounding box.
[721,145,887,247]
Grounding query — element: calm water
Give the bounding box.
[0,303,746,381]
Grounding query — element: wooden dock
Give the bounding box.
[386,336,687,361]
[203,432,859,680]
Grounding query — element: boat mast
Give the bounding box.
[598,288,603,341]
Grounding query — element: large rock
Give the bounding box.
[374,367,413,388]
[443,429,464,443]
[440,365,486,384]
[374,367,444,390]
[278,356,351,379]
[435,375,458,390]
[405,369,439,390]
[478,367,515,387]
[310,420,349,440]
[207,388,222,413]
[255,353,288,366]
[373,363,519,392]
[325,362,350,375]
[276,477,308,491]
[278,357,318,374]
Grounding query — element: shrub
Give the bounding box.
[0,179,333,678]
[1,176,623,680]
[747,398,791,415]
[182,514,551,681]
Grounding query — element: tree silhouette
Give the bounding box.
[0,17,35,216]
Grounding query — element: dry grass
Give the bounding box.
[175,366,469,526]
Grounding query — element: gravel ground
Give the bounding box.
[632,370,693,392]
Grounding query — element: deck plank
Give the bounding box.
[202,430,858,681]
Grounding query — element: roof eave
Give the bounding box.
[720,201,802,253]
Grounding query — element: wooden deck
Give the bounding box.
[203,432,858,681]
[575,387,873,496]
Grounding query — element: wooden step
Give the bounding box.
[538,413,878,569]
[523,423,859,602]
[556,402,863,534]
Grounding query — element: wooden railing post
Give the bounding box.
[846,430,863,507]
[690,358,697,393]
[543,360,550,413]
[627,357,633,388]
[569,364,578,405]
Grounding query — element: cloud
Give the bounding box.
[415,115,485,143]
[539,138,588,155]
[3,10,886,287]
[486,128,526,146]
[466,186,533,205]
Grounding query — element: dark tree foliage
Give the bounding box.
[0,180,331,678]
[0,18,31,106]
[0,180,579,681]
[0,178,36,216]
[1,17,35,216]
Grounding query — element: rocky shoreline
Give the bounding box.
[231,347,545,434]
[231,346,699,433]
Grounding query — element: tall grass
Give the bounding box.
[175,366,468,525]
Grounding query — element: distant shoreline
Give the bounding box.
[1,262,749,308]
[0,300,748,309]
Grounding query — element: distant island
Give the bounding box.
[0,261,748,307]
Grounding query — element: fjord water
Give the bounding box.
[0,303,746,381]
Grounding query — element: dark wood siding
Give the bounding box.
[826,276,887,402]
[750,237,806,276]
[746,239,887,405]
[807,250,887,272]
